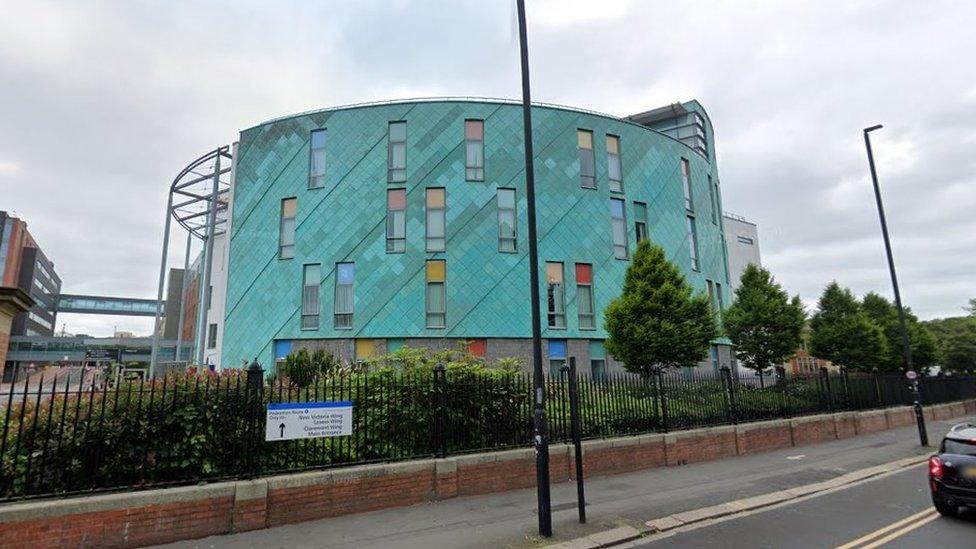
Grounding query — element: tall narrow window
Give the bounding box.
[465,120,484,181]
[302,263,320,330]
[497,188,517,253]
[634,201,648,243]
[386,189,406,253]
[716,282,724,311]
[207,324,218,348]
[388,121,407,182]
[611,198,628,259]
[576,263,595,330]
[578,129,595,189]
[309,129,327,189]
[546,262,566,329]
[426,188,446,252]
[687,215,700,271]
[706,280,716,310]
[426,260,446,328]
[279,198,296,259]
[681,158,693,210]
[607,135,622,192]
[708,175,718,224]
[334,263,354,329]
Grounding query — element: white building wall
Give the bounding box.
[722,213,761,291]
[202,142,238,370]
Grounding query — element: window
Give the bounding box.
[279,198,296,259]
[334,263,354,329]
[546,262,566,329]
[309,129,327,189]
[708,175,718,224]
[207,324,217,349]
[607,135,622,192]
[576,263,595,330]
[386,189,406,253]
[681,158,693,210]
[737,235,754,245]
[388,121,407,182]
[465,120,485,181]
[634,201,648,243]
[497,188,517,253]
[468,339,487,357]
[578,129,595,189]
[687,215,700,271]
[706,280,716,311]
[611,198,628,259]
[426,188,446,252]
[716,282,724,310]
[548,340,567,378]
[426,260,446,328]
[591,359,607,382]
[302,263,320,330]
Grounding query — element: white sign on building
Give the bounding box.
[265,401,353,441]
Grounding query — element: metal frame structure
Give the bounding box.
[149,146,233,376]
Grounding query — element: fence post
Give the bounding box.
[246,360,264,478]
[874,374,884,408]
[433,363,447,458]
[820,367,832,412]
[840,367,851,409]
[721,366,737,424]
[559,364,569,443]
[656,370,670,433]
[566,358,585,524]
[776,366,790,418]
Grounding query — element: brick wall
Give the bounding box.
[1,401,970,548]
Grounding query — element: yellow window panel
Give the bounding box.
[545,262,563,284]
[426,188,445,208]
[356,339,377,359]
[577,129,593,149]
[426,260,446,282]
[606,135,619,154]
[282,198,296,217]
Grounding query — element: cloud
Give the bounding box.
[0,0,973,337]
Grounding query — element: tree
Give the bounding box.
[966,298,976,316]
[809,282,887,372]
[925,316,976,374]
[604,240,717,375]
[861,292,939,373]
[724,265,806,381]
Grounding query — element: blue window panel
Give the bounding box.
[337,263,355,284]
[610,199,624,218]
[548,339,566,359]
[273,339,292,360]
[311,129,327,148]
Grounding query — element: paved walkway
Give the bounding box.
[161,419,958,549]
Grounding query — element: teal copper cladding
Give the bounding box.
[222,98,731,368]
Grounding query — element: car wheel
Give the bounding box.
[933,499,957,517]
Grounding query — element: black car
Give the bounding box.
[929,422,976,515]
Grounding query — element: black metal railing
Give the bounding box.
[1,365,973,502]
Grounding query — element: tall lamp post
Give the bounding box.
[516,0,552,537]
[863,124,928,446]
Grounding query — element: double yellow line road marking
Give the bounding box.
[835,507,940,549]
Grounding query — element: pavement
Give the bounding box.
[631,464,975,548]
[159,418,965,549]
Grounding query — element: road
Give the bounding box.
[0,367,90,406]
[636,464,976,548]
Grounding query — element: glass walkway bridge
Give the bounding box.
[58,294,163,317]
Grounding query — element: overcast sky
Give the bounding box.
[1,0,973,337]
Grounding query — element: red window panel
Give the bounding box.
[575,263,592,285]
[468,339,487,357]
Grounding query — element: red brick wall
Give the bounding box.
[791,417,836,446]
[2,403,973,548]
[0,496,233,549]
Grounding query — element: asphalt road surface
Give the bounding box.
[636,464,976,548]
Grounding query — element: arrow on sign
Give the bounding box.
[279,423,285,438]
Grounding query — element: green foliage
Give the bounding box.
[809,282,887,371]
[862,292,939,373]
[925,315,976,373]
[604,240,717,374]
[282,348,316,387]
[724,264,806,375]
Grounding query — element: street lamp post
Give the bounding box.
[516,0,552,537]
[863,124,928,446]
